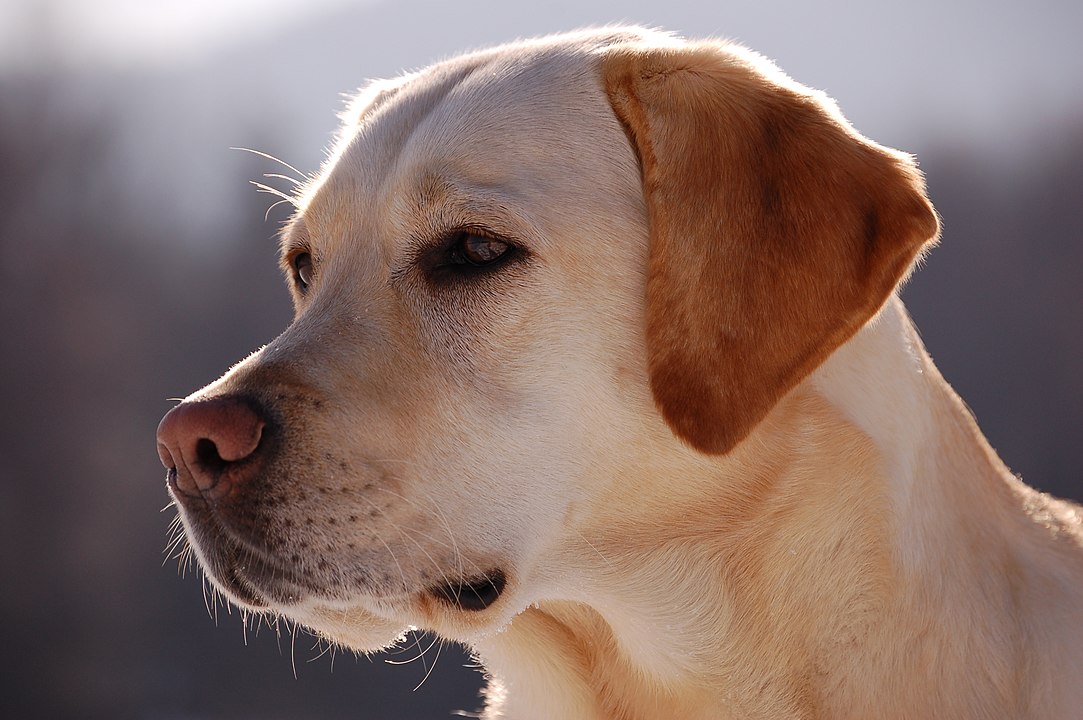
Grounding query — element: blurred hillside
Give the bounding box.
[0,1,1080,718]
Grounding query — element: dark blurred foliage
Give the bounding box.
[0,50,1079,720]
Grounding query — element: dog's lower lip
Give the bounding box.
[431,570,507,611]
[220,561,269,608]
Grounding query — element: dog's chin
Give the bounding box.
[193,557,415,653]
[289,602,414,653]
[203,570,519,654]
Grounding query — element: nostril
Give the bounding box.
[195,437,226,473]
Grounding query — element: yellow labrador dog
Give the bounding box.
[157,27,1083,719]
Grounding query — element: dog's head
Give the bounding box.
[157,28,937,651]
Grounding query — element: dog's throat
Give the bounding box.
[431,570,506,611]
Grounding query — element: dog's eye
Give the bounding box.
[453,233,510,267]
[419,229,522,287]
[293,252,314,291]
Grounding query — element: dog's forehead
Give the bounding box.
[396,48,611,172]
[299,33,647,243]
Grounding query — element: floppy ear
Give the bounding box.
[603,42,939,454]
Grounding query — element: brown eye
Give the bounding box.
[293,252,314,290]
[422,230,521,286]
[458,233,509,266]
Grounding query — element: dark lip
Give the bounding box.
[168,479,310,609]
[430,569,507,612]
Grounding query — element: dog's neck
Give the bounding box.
[474,296,1083,719]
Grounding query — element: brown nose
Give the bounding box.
[157,396,266,495]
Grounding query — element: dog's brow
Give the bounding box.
[277,214,307,259]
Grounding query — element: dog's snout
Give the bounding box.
[157,396,266,496]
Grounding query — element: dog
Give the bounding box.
[157,27,1083,718]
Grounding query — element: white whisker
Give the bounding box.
[263,197,294,222]
[230,146,308,182]
[575,530,617,571]
[413,635,445,691]
[264,172,303,187]
[250,180,297,206]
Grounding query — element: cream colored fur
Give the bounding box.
[168,27,1083,718]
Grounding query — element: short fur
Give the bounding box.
[158,27,1083,719]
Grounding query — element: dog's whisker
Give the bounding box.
[230,146,309,182]
[410,486,472,588]
[412,629,432,680]
[575,530,617,572]
[369,484,468,571]
[250,180,298,206]
[308,635,334,663]
[263,197,294,222]
[200,571,215,623]
[165,530,184,551]
[347,492,454,595]
[163,517,184,544]
[162,528,183,553]
[263,172,303,187]
[270,614,285,658]
[364,457,430,468]
[213,578,225,624]
[162,535,187,566]
[364,523,410,595]
[385,628,440,692]
[363,482,489,597]
[413,635,445,692]
[289,617,299,680]
[385,628,438,669]
[389,523,460,598]
[396,525,491,600]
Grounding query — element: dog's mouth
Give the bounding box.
[430,569,507,611]
[176,483,510,616]
[171,464,511,616]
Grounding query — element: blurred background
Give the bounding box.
[1,0,1080,718]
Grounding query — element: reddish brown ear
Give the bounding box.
[603,42,939,454]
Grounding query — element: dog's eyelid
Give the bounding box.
[443,227,522,268]
[447,226,510,253]
[277,215,310,263]
[282,246,316,294]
